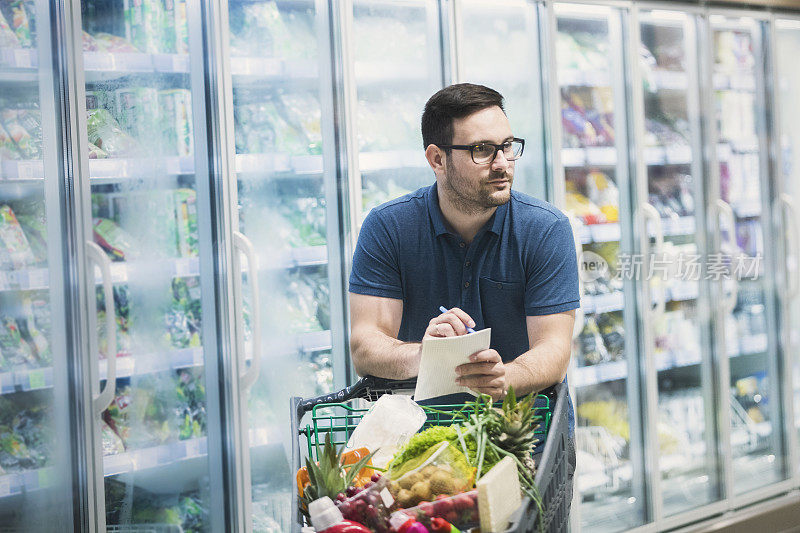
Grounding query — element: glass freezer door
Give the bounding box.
[456,0,548,201]
[709,13,786,494]
[0,0,76,529]
[351,0,443,226]
[774,17,800,476]
[225,0,338,529]
[75,1,222,530]
[552,4,647,531]
[635,8,721,516]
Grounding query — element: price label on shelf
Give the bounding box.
[15,161,43,179]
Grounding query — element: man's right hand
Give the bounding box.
[423,307,476,340]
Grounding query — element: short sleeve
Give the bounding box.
[348,210,403,299]
[525,216,580,315]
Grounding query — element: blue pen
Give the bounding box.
[438,305,476,334]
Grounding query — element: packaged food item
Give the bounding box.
[158,89,194,156]
[174,188,198,257]
[7,0,32,48]
[0,7,20,49]
[0,121,20,160]
[309,497,372,533]
[87,108,141,156]
[16,209,47,265]
[82,30,98,51]
[125,0,163,53]
[93,217,141,261]
[396,490,480,532]
[115,87,160,150]
[164,276,201,349]
[0,109,40,159]
[0,402,51,471]
[576,316,609,366]
[93,32,141,53]
[585,171,619,223]
[0,316,37,370]
[565,182,605,225]
[174,0,189,54]
[88,141,108,159]
[279,91,322,154]
[17,296,50,365]
[0,204,36,268]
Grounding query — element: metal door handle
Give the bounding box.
[233,231,261,391]
[640,203,666,319]
[714,199,738,313]
[87,241,116,414]
[777,193,800,299]
[568,214,585,340]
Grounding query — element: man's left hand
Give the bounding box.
[455,349,506,402]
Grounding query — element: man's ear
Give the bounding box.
[425,144,446,176]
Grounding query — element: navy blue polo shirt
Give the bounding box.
[349,182,579,436]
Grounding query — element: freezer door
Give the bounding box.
[72,0,226,530]
[634,8,723,517]
[773,17,800,479]
[224,0,341,530]
[455,0,548,200]
[350,0,444,229]
[0,0,77,529]
[708,13,787,495]
[551,3,650,531]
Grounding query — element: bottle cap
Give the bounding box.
[309,497,344,532]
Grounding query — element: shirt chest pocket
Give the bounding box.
[478,277,528,362]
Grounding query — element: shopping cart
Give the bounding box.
[289,376,570,533]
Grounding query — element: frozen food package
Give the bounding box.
[0,316,37,370]
[93,32,141,53]
[174,188,198,257]
[93,217,141,261]
[0,7,21,49]
[87,141,108,159]
[15,209,47,265]
[565,182,605,225]
[125,0,163,53]
[576,316,609,366]
[0,121,20,160]
[585,171,619,223]
[87,108,140,156]
[164,277,201,349]
[174,0,189,54]
[159,0,188,54]
[278,91,322,155]
[82,30,98,51]
[8,0,32,48]
[17,296,50,365]
[158,89,194,157]
[0,109,39,159]
[115,87,160,150]
[0,204,36,269]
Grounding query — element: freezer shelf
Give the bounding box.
[235,154,322,175]
[562,145,691,168]
[578,215,695,244]
[0,467,54,500]
[89,157,195,180]
[0,49,37,70]
[572,334,767,388]
[582,280,698,314]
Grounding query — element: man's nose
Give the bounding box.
[491,148,511,171]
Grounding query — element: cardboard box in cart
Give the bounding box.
[289,377,571,533]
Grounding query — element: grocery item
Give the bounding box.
[0,7,20,49]
[345,393,426,469]
[115,87,160,151]
[566,182,605,225]
[93,217,141,261]
[17,296,50,365]
[585,171,619,223]
[0,316,37,370]
[309,497,372,533]
[0,109,40,159]
[93,32,141,53]
[389,511,430,533]
[8,0,32,48]
[124,0,161,54]
[476,456,522,533]
[0,400,51,471]
[0,205,36,269]
[15,208,47,266]
[174,188,198,257]
[158,89,194,157]
[82,30,98,51]
[87,108,140,156]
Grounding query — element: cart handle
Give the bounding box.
[294,375,416,422]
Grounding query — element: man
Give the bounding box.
[348,83,578,502]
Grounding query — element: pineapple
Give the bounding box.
[298,433,375,519]
[485,387,539,476]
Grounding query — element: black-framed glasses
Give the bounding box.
[437,138,525,164]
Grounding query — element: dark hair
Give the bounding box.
[421,83,505,149]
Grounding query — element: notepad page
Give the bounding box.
[413,328,491,402]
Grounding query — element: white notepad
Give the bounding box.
[413,328,492,402]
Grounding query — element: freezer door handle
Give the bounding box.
[87,241,117,414]
[777,193,800,299]
[234,231,261,391]
[567,214,585,340]
[712,198,739,313]
[640,203,666,319]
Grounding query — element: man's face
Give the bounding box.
[441,105,515,213]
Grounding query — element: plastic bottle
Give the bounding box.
[309,497,372,533]
[389,511,430,533]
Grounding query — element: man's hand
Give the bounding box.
[455,349,506,401]
[423,307,475,339]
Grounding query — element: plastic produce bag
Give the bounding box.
[345,394,426,469]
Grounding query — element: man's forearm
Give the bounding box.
[505,340,570,396]
[351,330,421,379]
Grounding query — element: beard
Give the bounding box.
[440,163,513,216]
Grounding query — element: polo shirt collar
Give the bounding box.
[427,181,510,237]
